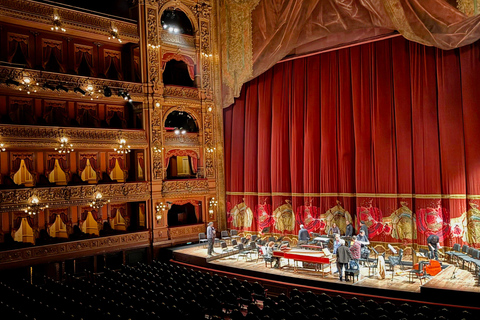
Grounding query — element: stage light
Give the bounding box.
[43,82,56,91]
[74,87,86,95]
[104,86,112,97]
[6,78,20,86]
[56,84,68,92]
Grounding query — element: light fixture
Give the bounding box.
[156,202,167,222]
[117,89,132,102]
[174,128,187,135]
[208,197,218,219]
[89,192,110,209]
[55,137,74,154]
[24,196,48,215]
[206,146,216,153]
[153,145,163,153]
[74,87,86,95]
[114,139,131,154]
[108,25,122,43]
[0,143,6,152]
[51,10,66,32]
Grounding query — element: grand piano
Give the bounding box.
[273,248,336,277]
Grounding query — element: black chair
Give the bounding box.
[198,233,208,248]
[221,230,231,245]
[230,229,240,242]
[386,249,404,279]
[344,260,360,283]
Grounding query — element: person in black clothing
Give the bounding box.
[345,220,353,237]
[360,221,369,238]
[427,234,441,260]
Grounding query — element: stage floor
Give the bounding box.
[169,244,480,307]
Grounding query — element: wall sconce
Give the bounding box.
[208,197,218,219]
[51,10,66,32]
[89,192,110,209]
[156,202,167,222]
[114,139,131,154]
[206,146,216,153]
[24,196,48,215]
[153,145,163,153]
[108,24,122,43]
[0,143,6,152]
[174,128,186,135]
[55,137,74,154]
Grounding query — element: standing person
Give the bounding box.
[298,224,310,245]
[332,234,342,254]
[427,234,441,260]
[206,222,215,257]
[345,220,353,237]
[349,235,361,262]
[336,240,353,281]
[360,221,369,239]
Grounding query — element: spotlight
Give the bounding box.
[43,82,56,91]
[103,86,112,97]
[74,87,86,95]
[6,78,20,86]
[56,84,68,92]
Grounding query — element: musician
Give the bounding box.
[206,222,215,257]
[357,230,370,247]
[345,220,353,237]
[265,241,281,268]
[427,234,441,260]
[336,239,353,281]
[328,223,341,236]
[360,221,369,239]
[333,234,342,254]
[349,235,361,262]
[298,224,310,245]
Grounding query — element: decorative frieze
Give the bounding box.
[0,125,148,149]
[162,179,209,195]
[168,223,205,239]
[163,85,200,99]
[0,182,150,212]
[160,31,195,47]
[0,231,149,267]
[164,132,200,146]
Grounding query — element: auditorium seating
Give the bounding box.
[0,260,477,320]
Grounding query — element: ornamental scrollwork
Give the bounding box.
[0,182,149,212]
[191,1,211,18]
[162,179,209,194]
[163,85,200,99]
[200,21,211,90]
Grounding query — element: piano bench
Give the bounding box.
[345,269,360,283]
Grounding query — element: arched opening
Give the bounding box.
[167,156,196,179]
[109,159,125,182]
[13,159,34,186]
[48,215,68,238]
[163,59,194,87]
[81,211,99,236]
[14,218,35,244]
[81,158,98,183]
[164,110,199,132]
[167,203,198,227]
[160,9,194,36]
[48,159,68,185]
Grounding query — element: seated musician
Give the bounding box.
[349,235,361,262]
[328,223,341,236]
[298,224,310,245]
[265,241,281,268]
[427,234,441,261]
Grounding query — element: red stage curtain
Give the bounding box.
[224,36,480,247]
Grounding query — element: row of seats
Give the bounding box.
[1,260,477,320]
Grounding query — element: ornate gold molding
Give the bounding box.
[160,31,195,47]
[0,231,149,267]
[0,125,148,149]
[0,182,149,212]
[163,132,200,146]
[457,0,479,16]
[163,85,200,99]
[0,66,144,97]
[162,179,209,195]
[168,223,205,239]
[0,0,139,42]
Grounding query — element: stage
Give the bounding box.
[168,243,480,309]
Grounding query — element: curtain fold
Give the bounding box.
[224,36,480,247]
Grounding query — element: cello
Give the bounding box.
[413,259,442,276]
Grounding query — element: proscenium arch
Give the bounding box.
[158,2,199,35]
[163,106,202,131]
